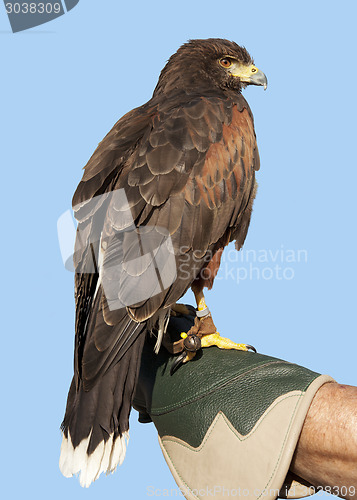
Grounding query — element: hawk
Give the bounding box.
[59,38,267,487]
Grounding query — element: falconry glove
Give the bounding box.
[133,313,335,500]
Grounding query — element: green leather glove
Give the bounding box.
[133,314,334,500]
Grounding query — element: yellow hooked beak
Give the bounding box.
[231,63,268,90]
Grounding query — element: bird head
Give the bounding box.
[154,38,267,96]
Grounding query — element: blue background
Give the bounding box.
[1,1,356,498]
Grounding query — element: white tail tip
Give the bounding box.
[59,430,129,487]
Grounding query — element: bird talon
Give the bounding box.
[170,350,197,375]
[170,352,187,375]
[246,344,257,353]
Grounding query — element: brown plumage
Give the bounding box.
[60,38,266,487]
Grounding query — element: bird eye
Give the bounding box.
[219,58,233,68]
[251,67,257,73]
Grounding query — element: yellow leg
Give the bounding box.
[194,290,208,313]
[193,290,254,352]
[171,291,256,374]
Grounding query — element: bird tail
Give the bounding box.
[59,331,146,488]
